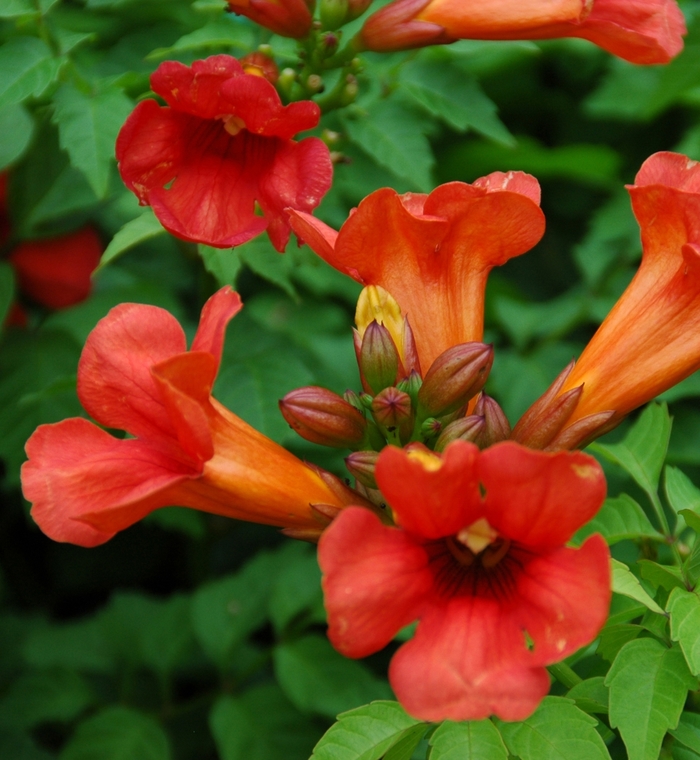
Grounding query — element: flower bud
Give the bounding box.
[347,0,372,21]
[371,386,413,439]
[345,450,380,489]
[359,321,400,394]
[228,0,314,38]
[280,386,367,448]
[240,52,279,84]
[417,342,494,418]
[321,0,349,29]
[396,369,422,406]
[343,388,364,412]
[435,415,485,452]
[420,417,442,441]
[545,410,617,451]
[511,384,584,450]
[473,394,511,448]
[358,0,451,52]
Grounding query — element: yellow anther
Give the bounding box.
[355,286,405,363]
[222,115,247,137]
[456,517,498,555]
[406,448,443,472]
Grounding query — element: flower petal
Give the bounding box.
[23,419,196,547]
[375,441,482,539]
[479,442,606,548]
[512,536,611,666]
[191,286,243,366]
[77,302,186,445]
[389,596,550,721]
[318,507,432,658]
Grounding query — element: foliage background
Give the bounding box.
[3,0,700,757]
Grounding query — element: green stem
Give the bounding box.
[547,661,582,690]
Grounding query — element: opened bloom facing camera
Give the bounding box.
[116,55,333,251]
[22,288,359,547]
[319,440,610,721]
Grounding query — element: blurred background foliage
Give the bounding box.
[3,0,700,757]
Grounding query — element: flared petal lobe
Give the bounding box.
[288,175,544,369]
[23,288,355,547]
[116,56,332,251]
[556,152,700,428]
[359,0,685,63]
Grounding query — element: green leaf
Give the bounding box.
[191,550,279,667]
[429,719,508,760]
[99,210,166,270]
[148,18,256,60]
[382,724,429,760]
[591,402,671,497]
[0,669,93,730]
[611,559,665,614]
[670,712,700,755]
[666,466,700,534]
[60,706,171,760]
[497,696,611,760]
[0,103,34,169]
[209,685,320,760]
[342,100,433,191]
[310,701,423,760]
[639,560,686,592]
[23,618,114,674]
[574,494,660,546]
[684,540,700,586]
[0,732,53,760]
[237,236,297,299]
[268,544,322,633]
[199,244,242,287]
[400,58,513,145]
[597,624,644,663]
[668,588,700,676]
[0,37,62,107]
[0,0,35,17]
[606,639,697,760]
[0,263,15,329]
[566,677,609,716]
[53,83,133,198]
[274,634,392,718]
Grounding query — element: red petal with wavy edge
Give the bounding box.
[150,56,244,119]
[220,74,319,138]
[375,441,481,539]
[23,419,197,548]
[151,353,217,465]
[479,443,606,548]
[319,507,433,658]
[260,137,333,251]
[389,596,550,721]
[77,302,186,448]
[9,227,102,309]
[285,211,339,263]
[513,536,611,666]
[191,286,243,366]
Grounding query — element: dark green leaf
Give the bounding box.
[0,103,34,169]
[99,211,167,270]
[638,560,686,592]
[237,236,297,299]
[670,712,700,755]
[685,540,700,586]
[274,634,392,718]
[573,494,660,546]
[381,724,429,760]
[597,624,644,663]
[606,639,697,760]
[429,719,508,760]
[0,263,15,329]
[23,618,114,673]
[0,38,62,107]
[566,677,609,715]
[148,18,255,60]
[268,543,322,633]
[310,701,423,760]
[0,732,53,760]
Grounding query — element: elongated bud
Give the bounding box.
[345,450,379,489]
[240,52,279,84]
[546,410,617,451]
[435,415,485,452]
[347,0,372,21]
[280,386,367,448]
[228,0,314,38]
[358,0,451,52]
[417,342,494,418]
[343,389,364,412]
[360,321,400,394]
[371,386,413,440]
[321,0,349,28]
[396,369,422,405]
[511,385,584,449]
[473,394,511,448]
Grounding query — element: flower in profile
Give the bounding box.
[514,152,700,450]
[22,287,361,548]
[359,0,686,64]
[319,440,610,721]
[116,55,333,251]
[288,173,544,370]
[228,0,314,38]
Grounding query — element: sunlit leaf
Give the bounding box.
[429,719,508,760]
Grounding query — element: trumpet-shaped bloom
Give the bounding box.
[116,56,332,251]
[554,152,700,430]
[228,0,314,38]
[359,0,685,64]
[288,174,544,370]
[22,287,356,547]
[319,440,610,721]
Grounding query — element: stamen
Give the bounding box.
[222,115,246,136]
[445,536,475,566]
[481,538,511,568]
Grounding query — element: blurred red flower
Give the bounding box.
[228,0,314,38]
[116,55,333,251]
[319,440,610,721]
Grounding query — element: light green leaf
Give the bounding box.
[53,83,133,198]
[668,588,700,676]
[60,706,171,760]
[574,494,660,546]
[382,724,429,760]
[429,719,508,760]
[666,466,700,534]
[148,18,255,60]
[612,559,665,614]
[670,712,700,755]
[591,403,672,497]
[0,103,34,169]
[310,701,423,760]
[199,244,242,287]
[497,697,611,760]
[684,540,700,586]
[342,100,433,191]
[0,37,62,107]
[607,639,697,760]
[98,210,166,270]
[0,0,35,17]
[638,560,686,592]
[274,634,392,718]
[597,624,644,663]
[566,677,609,715]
